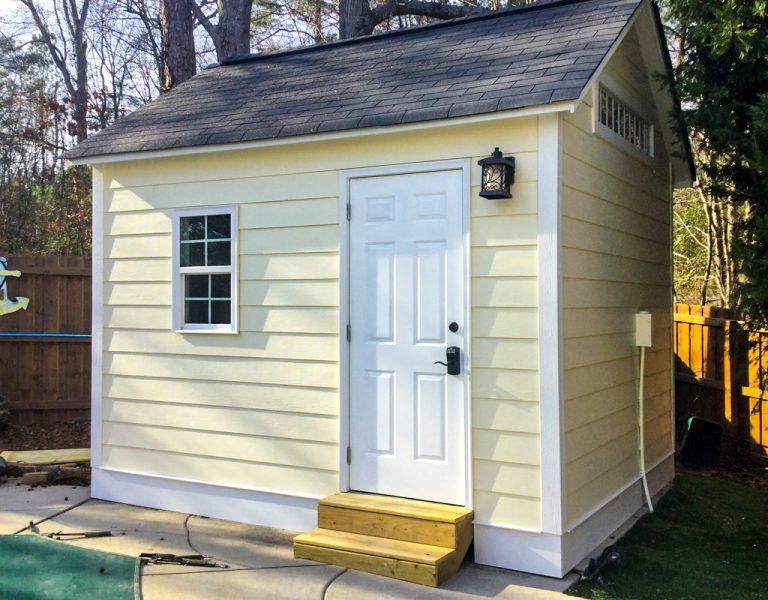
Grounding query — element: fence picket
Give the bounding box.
[674,304,768,460]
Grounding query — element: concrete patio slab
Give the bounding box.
[142,563,345,600]
[0,480,575,599]
[0,478,90,534]
[327,566,576,600]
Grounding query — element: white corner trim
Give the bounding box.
[338,158,473,509]
[67,102,577,167]
[538,112,564,535]
[90,167,104,469]
[91,468,319,532]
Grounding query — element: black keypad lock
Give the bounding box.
[435,346,461,375]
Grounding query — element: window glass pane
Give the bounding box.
[210,300,231,324]
[185,274,209,298]
[181,242,205,267]
[211,274,231,298]
[207,241,231,266]
[207,214,231,240]
[181,216,206,241]
[185,300,208,324]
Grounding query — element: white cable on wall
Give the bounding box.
[635,311,654,513]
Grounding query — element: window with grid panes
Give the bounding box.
[173,207,237,332]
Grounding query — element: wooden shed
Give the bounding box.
[65,0,694,583]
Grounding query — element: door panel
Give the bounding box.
[349,169,466,505]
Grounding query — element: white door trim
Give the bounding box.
[338,159,472,508]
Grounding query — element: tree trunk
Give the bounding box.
[339,0,375,39]
[161,0,196,91]
[189,0,253,62]
[216,0,253,59]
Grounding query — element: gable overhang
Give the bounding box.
[575,0,695,188]
[64,100,577,167]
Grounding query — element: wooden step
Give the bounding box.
[318,493,473,548]
[294,493,474,586]
[294,529,459,587]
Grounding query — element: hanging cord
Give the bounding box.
[638,345,654,513]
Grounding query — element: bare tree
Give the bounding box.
[18,0,91,142]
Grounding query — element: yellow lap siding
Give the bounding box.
[105,234,170,259]
[472,246,538,277]
[103,421,338,470]
[104,352,339,388]
[104,375,339,415]
[105,172,340,211]
[474,491,541,529]
[103,398,337,442]
[472,308,539,339]
[240,281,339,307]
[240,197,338,229]
[472,368,539,402]
[474,460,541,497]
[242,253,339,280]
[104,306,171,329]
[105,330,337,362]
[473,400,540,434]
[562,54,673,527]
[241,307,339,333]
[474,430,540,464]
[105,259,171,282]
[240,224,339,254]
[102,446,337,497]
[96,116,543,519]
[105,283,170,306]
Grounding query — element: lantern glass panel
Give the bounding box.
[482,164,506,193]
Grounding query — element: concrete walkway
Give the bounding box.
[0,480,577,599]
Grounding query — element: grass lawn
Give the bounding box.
[567,469,768,600]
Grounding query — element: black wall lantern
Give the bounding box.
[478,147,516,199]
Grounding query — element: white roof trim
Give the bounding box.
[65,100,576,166]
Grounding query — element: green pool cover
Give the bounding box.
[0,535,139,600]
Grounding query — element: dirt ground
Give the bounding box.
[0,419,90,452]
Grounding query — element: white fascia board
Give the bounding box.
[65,101,576,167]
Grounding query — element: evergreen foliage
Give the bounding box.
[664,0,768,320]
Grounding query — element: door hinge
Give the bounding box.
[346,203,351,221]
[346,324,351,342]
[346,446,351,464]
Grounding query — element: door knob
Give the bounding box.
[449,322,459,333]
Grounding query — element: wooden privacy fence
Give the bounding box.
[0,255,91,425]
[674,304,768,460]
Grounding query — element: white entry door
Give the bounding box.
[349,169,466,506]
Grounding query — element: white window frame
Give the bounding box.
[172,205,238,334]
[593,77,655,162]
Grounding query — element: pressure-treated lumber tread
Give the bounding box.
[320,492,471,523]
[319,505,457,547]
[294,542,441,587]
[293,529,453,565]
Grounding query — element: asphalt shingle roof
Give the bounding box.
[64,0,642,160]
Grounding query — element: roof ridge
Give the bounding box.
[218,0,593,67]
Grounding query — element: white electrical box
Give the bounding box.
[635,311,652,348]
